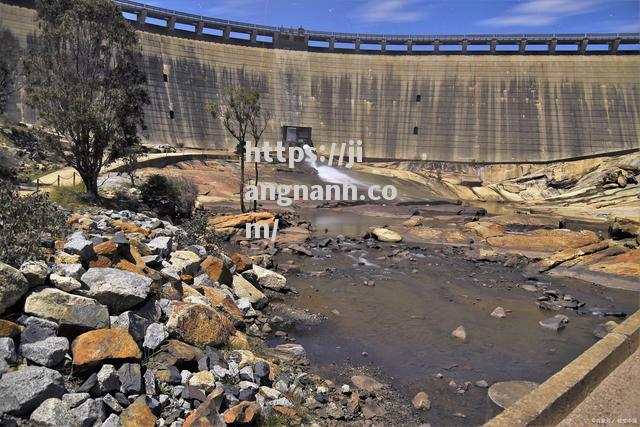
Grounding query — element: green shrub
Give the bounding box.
[140,174,198,221]
[175,210,223,250]
[49,183,90,210]
[0,179,68,267]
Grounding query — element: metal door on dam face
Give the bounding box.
[282,126,312,146]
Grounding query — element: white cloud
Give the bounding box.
[361,0,426,23]
[480,0,607,28]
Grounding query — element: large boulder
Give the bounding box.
[0,262,31,315]
[371,228,402,243]
[232,275,267,308]
[20,336,69,368]
[81,268,151,313]
[169,251,201,276]
[251,265,287,291]
[196,286,243,322]
[30,398,79,426]
[0,366,66,415]
[166,302,234,347]
[24,288,110,330]
[71,329,141,367]
[120,397,156,427]
[19,261,50,286]
[201,256,233,285]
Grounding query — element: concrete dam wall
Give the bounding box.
[2,1,639,163]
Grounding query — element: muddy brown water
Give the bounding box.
[260,163,638,425]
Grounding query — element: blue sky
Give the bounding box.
[146,0,639,35]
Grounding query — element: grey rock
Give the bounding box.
[144,369,156,396]
[169,251,201,276]
[57,264,86,281]
[253,361,270,380]
[112,311,150,344]
[50,274,82,292]
[239,366,254,382]
[148,236,172,257]
[0,262,31,315]
[143,322,168,352]
[102,393,123,414]
[0,366,66,415]
[0,358,8,377]
[24,288,110,330]
[71,398,105,427]
[97,365,120,394]
[117,363,142,395]
[193,274,214,287]
[251,265,287,291]
[62,393,90,409]
[101,413,120,427]
[20,336,69,367]
[475,380,490,388]
[539,314,569,331]
[64,238,96,262]
[20,261,50,286]
[593,320,619,339]
[20,316,58,344]
[81,268,151,313]
[232,275,267,308]
[30,398,79,427]
[268,397,294,408]
[0,337,16,363]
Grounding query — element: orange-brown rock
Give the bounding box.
[71,329,142,366]
[463,221,506,239]
[487,229,599,254]
[486,214,563,231]
[112,220,150,237]
[229,331,250,350]
[406,227,471,245]
[587,248,640,277]
[166,302,234,347]
[208,212,274,230]
[120,398,157,427]
[115,259,147,276]
[273,406,297,417]
[230,253,252,273]
[181,274,194,284]
[66,214,82,225]
[95,240,118,257]
[183,386,225,427]
[148,339,204,369]
[181,283,202,299]
[196,286,243,322]
[223,401,260,424]
[201,256,232,285]
[88,256,112,268]
[0,319,23,337]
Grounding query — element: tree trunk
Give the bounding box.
[239,152,246,213]
[80,171,99,198]
[253,161,259,212]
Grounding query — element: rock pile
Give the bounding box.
[0,209,369,425]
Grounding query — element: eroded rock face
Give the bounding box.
[0,366,66,415]
[81,268,151,313]
[487,229,599,254]
[208,212,275,230]
[24,288,110,330]
[0,262,30,315]
[166,302,234,347]
[71,329,141,367]
[464,221,506,239]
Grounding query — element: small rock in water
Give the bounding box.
[539,314,569,331]
[452,326,467,341]
[593,320,619,339]
[361,351,368,357]
[475,380,489,388]
[490,307,507,318]
[341,384,351,394]
[412,391,431,410]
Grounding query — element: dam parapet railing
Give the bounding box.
[5,0,637,55]
[113,0,640,55]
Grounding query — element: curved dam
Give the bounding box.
[1,0,639,163]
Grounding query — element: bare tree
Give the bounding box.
[206,87,262,213]
[22,0,148,197]
[248,101,270,211]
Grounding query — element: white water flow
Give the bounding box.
[302,144,363,186]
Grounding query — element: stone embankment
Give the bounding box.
[0,209,386,426]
